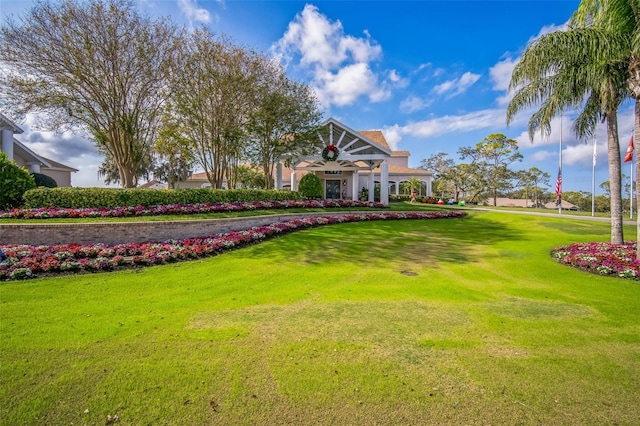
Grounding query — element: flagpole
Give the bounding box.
[624,132,635,218]
[592,133,596,217]
[631,130,634,219]
[558,114,563,214]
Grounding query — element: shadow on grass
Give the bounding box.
[240,214,522,267]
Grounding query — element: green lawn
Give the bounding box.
[1,211,639,425]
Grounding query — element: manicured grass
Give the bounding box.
[1,211,639,425]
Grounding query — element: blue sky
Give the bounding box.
[1,0,636,193]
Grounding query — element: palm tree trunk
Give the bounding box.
[607,113,624,245]
[635,99,640,257]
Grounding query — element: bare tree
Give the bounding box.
[0,0,179,187]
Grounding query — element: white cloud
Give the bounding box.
[11,113,109,187]
[490,58,516,92]
[381,125,402,150]
[404,109,503,138]
[381,109,506,147]
[529,23,568,44]
[271,4,388,108]
[177,0,212,25]
[491,20,570,109]
[313,63,389,106]
[432,71,481,98]
[388,69,409,88]
[399,95,432,113]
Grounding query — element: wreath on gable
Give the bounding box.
[322,144,339,162]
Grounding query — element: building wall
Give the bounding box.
[0,211,386,246]
[388,154,409,168]
[41,168,71,187]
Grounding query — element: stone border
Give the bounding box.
[0,212,386,246]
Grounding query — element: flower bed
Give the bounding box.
[0,210,466,281]
[551,241,640,280]
[0,199,386,220]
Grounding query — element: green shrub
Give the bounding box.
[389,194,412,203]
[0,152,37,209]
[298,173,322,199]
[31,172,58,188]
[22,187,304,209]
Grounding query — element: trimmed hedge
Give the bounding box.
[389,194,412,202]
[23,187,304,209]
[32,173,58,188]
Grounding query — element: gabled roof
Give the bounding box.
[372,164,431,175]
[293,117,392,171]
[41,156,79,172]
[13,138,51,168]
[320,117,392,156]
[357,130,390,150]
[0,112,23,134]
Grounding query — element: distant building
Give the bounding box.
[544,200,580,211]
[484,197,579,211]
[0,113,78,187]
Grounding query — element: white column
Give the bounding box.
[291,171,297,192]
[368,169,375,202]
[1,129,14,161]
[27,162,41,173]
[276,162,283,190]
[395,181,399,196]
[380,160,389,206]
[352,171,359,200]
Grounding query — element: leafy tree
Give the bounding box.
[298,173,322,199]
[601,174,635,213]
[0,0,180,188]
[170,29,259,189]
[98,148,154,187]
[0,152,36,208]
[153,116,194,189]
[236,165,267,189]
[450,163,486,202]
[563,190,593,211]
[420,152,455,199]
[515,167,550,207]
[245,68,322,189]
[458,133,522,206]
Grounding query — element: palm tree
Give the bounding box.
[507,7,631,245]
[572,0,640,253]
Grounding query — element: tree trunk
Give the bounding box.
[262,159,272,190]
[606,114,624,245]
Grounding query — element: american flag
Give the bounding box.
[555,167,562,200]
